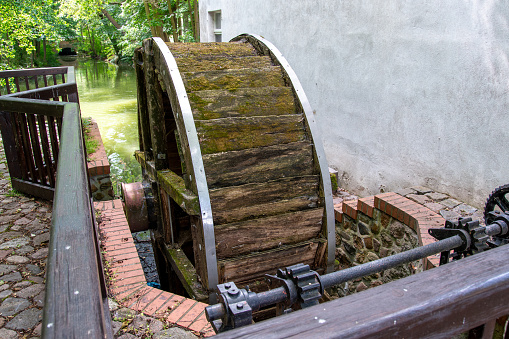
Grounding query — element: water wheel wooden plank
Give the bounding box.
[135,35,334,300]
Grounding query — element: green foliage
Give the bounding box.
[0,0,198,69]
[82,117,99,156]
[0,0,70,69]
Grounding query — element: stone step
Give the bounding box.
[182,67,285,92]
[188,86,295,120]
[167,41,257,58]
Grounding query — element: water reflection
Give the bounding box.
[61,58,141,192]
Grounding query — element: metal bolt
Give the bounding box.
[224,283,231,289]
[228,288,239,296]
[236,302,244,309]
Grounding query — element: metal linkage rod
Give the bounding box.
[320,235,462,289]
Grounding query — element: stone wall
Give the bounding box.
[331,191,446,298]
[86,120,114,201]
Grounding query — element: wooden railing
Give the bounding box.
[0,67,112,338]
[0,67,78,200]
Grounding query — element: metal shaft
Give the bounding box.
[320,235,463,288]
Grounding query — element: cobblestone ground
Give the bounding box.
[0,139,50,338]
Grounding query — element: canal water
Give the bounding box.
[62,58,141,193]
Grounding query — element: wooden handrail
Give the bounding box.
[42,102,112,338]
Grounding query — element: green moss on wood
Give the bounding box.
[157,170,200,215]
[166,246,208,301]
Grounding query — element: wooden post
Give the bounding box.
[134,48,152,157]
[143,39,168,170]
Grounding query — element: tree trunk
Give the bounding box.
[166,0,179,42]
[100,8,122,29]
[193,0,199,41]
[143,0,157,37]
[43,38,47,63]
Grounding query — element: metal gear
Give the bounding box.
[484,184,509,225]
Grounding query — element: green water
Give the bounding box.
[63,58,141,191]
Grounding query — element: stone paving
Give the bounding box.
[0,138,50,338]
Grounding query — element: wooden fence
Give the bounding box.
[0,67,77,200]
[0,67,112,338]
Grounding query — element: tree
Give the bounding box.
[0,0,66,69]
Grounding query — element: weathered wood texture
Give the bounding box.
[138,39,328,291]
[183,67,284,92]
[0,67,70,95]
[209,175,320,224]
[196,114,306,154]
[215,244,509,339]
[42,103,112,338]
[218,241,320,284]
[189,87,294,120]
[203,141,314,188]
[158,169,200,215]
[0,67,77,200]
[215,209,323,258]
[143,39,169,171]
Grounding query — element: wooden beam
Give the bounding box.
[157,169,200,216]
[163,243,208,302]
[42,103,112,338]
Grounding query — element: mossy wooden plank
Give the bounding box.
[188,86,294,120]
[135,150,158,181]
[182,67,285,92]
[164,244,208,302]
[167,42,257,58]
[214,208,323,258]
[173,56,273,73]
[202,141,315,188]
[157,170,200,215]
[218,241,320,284]
[196,114,306,154]
[209,175,320,224]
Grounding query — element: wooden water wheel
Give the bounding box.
[133,34,334,301]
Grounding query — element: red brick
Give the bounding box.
[110,281,145,295]
[109,251,139,262]
[114,275,146,288]
[334,208,343,223]
[102,242,134,253]
[111,269,145,281]
[113,284,145,301]
[167,299,197,324]
[201,327,216,337]
[189,312,211,332]
[177,303,207,328]
[376,192,395,199]
[110,263,144,275]
[113,199,123,209]
[129,287,162,311]
[121,286,152,307]
[162,295,186,312]
[143,291,176,316]
[110,257,141,268]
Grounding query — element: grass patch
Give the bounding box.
[82,117,99,156]
[6,188,23,197]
